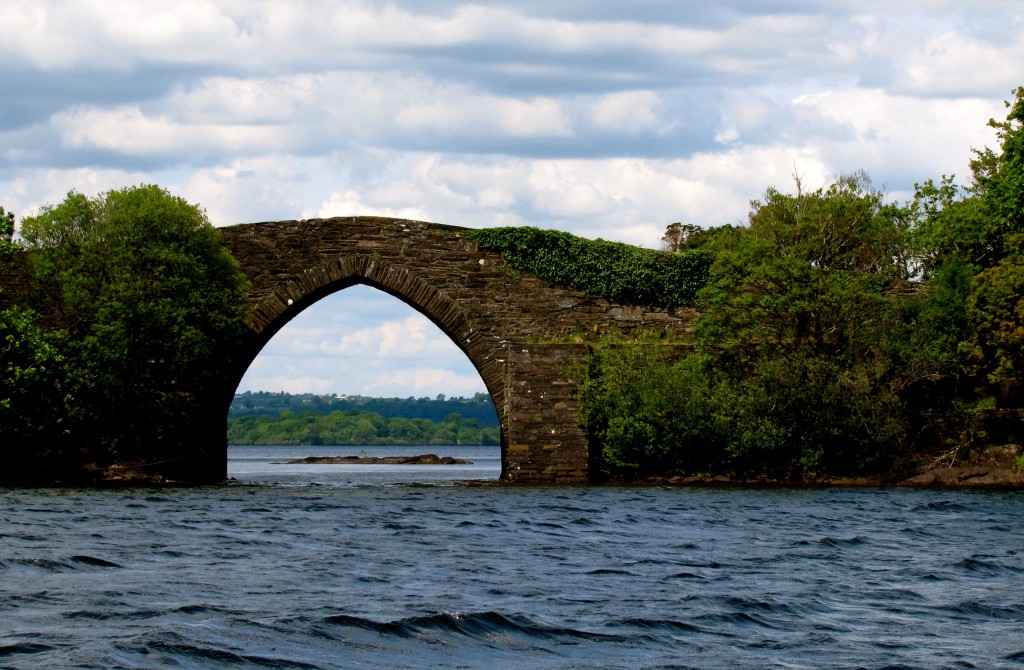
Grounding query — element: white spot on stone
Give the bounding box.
[478,258,486,266]
[287,299,294,306]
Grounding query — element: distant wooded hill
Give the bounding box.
[229,391,499,428]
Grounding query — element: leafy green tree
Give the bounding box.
[0,206,17,261]
[0,308,68,452]
[697,174,901,361]
[580,91,1024,479]
[695,175,913,476]
[20,185,250,464]
[888,256,977,405]
[968,86,1024,261]
[227,408,496,445]
[1,206,76,472]
[661,222,744,254]
[969,236,1024,384]
[963,88,1024,390]
[906,176,992,276]
[577,340,720,477]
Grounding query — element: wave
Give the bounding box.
[913,500,969,512]
[0,642,55,657]
[721,596,806,616]
[695,610,777,629]
[612,617,705,634]
[9,554,123,572]
[65,608,164,621]
[70,554,123,568]
[818,535,868,547]
[320,611,614,643]
[948,600,1024,620]
[668,571,707,580]
[144,639,322,669]
[957,555,1022,575]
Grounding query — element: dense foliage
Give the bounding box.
[463,226,713,306]
[7,185,250,471]
[0,206,17,260]
[581,88,1024,481]
[229,409,498,446]
[231,391,499,427]
[1,206,75,468]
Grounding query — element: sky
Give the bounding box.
[2,0,1022,398]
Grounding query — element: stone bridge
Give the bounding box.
[219,217,697,483]
[2,217,698,483]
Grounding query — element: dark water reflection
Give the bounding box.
[2,446,1023,669]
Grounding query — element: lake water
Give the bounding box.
[2,445,1023,669]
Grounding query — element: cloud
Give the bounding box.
[0,0,242,70]
[589,91,665,133]
[363,368,485,397]
[896,30,1024,97]
[395,96,572,139]
[2,167,157,220]
[236,287,486,396]
[307,149,821,246]
[4,0,1024,396]
[792,88,1004,190]
[55,105,290,158]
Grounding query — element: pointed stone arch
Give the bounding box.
[231,252,510,472]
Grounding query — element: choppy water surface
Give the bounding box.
[2,445,1023,669]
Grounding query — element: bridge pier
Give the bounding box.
[503,344,590,483]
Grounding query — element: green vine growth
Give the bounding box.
[462,226,713,307]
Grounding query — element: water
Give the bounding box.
[227,444,502,486]
[2,445,1023,669]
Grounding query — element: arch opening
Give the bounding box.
[226,280,504,485]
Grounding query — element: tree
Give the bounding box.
[963,88,1024,392]
[577,340,721,477]
[697,173,902,361]
[1,206,75,471]
[691,174,910,477]
[0,307,68,451]
[661,222,704,251]
[661,222,743,253]
[0,206,17,260]
[19,185,250,464]
[969,236,1024,385]
[968,86,1024,260]
[906,176,992,276]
